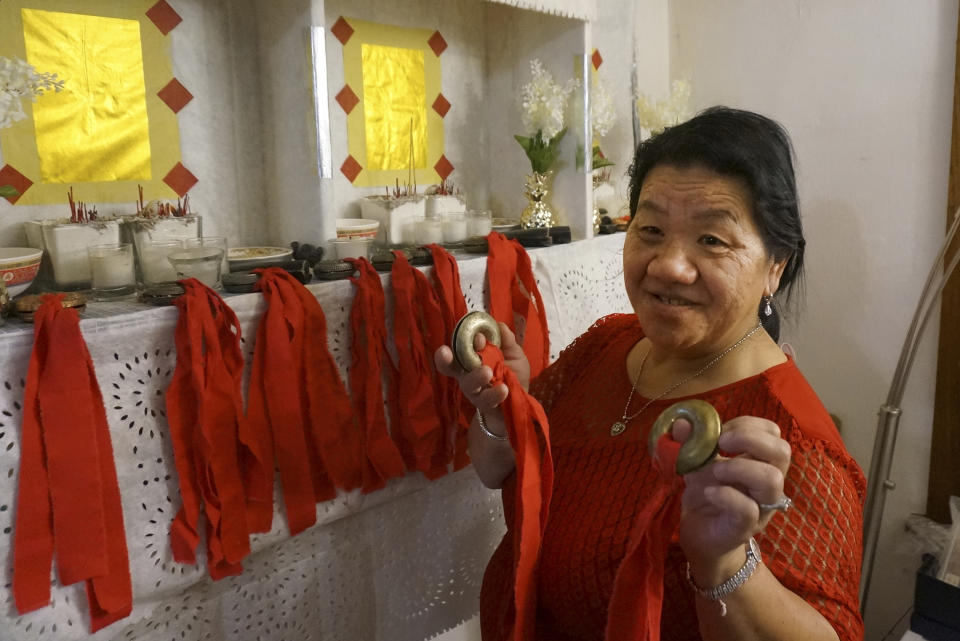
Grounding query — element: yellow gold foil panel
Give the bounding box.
[340,17,443,187]
[0,0,182,205]
[361,44,426,172]
[23,9,151,183]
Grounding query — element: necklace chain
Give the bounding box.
[610,321,764,436]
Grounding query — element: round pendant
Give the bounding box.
[610,421,627,436]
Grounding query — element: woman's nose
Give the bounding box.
[646,242,698,284]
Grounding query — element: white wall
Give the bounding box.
[669,2,958,639]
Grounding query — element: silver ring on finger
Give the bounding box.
[757,495,793,513]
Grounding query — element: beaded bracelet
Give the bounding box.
[476,410,508,441]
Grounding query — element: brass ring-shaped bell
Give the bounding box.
[451,311,501,372]
[648,399,721,475]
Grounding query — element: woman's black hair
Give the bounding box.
[627,106,806,311]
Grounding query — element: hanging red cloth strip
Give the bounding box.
[478,342,553,641]
[282,270,364,492]
[247,268,344,535]
[346,258,406,493]
[165,278,251,580]
[485,233,550,379]
[427,244,472,469]
[605,435,684,641]
[13,294,132,632]
[389,251,448,479]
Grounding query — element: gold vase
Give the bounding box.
[520,171,555,229]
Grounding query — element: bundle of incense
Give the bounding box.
[66,187,96,222]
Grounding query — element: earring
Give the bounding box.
[764,296,773,317]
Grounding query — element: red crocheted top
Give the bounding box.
[479,314,865,641]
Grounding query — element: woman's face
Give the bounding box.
[623,164,786,357]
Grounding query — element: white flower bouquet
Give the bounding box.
[591,71,616,169]
[635,79,690,138]
[0,56,63,199]
[514,59,577,174]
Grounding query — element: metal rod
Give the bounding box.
[860,209,960,612]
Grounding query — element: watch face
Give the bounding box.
[748,537,762,561]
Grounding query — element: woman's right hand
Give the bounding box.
[433,321,531,408]
[435,322,528,488]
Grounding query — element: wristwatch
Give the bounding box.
[686,537,762,616]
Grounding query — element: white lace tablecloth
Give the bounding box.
[0,233,630,641]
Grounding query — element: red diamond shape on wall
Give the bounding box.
[146,0,182,35]
[157,78,193,113]
[336,85,359,114]
[434,155,453,181]
[431,93,450,118]
[163,162,198,197]
[332,17,354,45]
[0,165,32,204]
[341,155,363,183]
[591,49,603,70]
[428,31,447,56]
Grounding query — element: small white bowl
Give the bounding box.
[0,247,43,297]
[336,218,379,239]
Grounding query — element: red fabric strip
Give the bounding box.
[285,272,364,492]
[13,295,132,631]
[478,343,553,641]
[166,279,250,579]
[605,435,683,641]
[247,272,319,535]
[486,233,550,379]
[390,252,447,479]
[346,258,406,492]
[427,244,472,469]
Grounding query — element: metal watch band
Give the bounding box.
[476,410,508,441]
[686,537,762,616]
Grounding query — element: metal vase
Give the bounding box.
[520,171,555,229]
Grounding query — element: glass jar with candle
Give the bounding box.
[88,243,137,300]
[184,236,229,276]
[467,210,493,237]
[167,246,225,289]
[441,212,468,243]
[416,218,444,246]
[139,239,183,285]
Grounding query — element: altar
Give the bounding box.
[0,234,631,641]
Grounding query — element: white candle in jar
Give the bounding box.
[441,213,467,243]
[467,210,493,237]
[88,244,136,289]
[417,219,444,245]
[139,241,182,284]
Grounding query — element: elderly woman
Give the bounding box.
[436,107,864,641]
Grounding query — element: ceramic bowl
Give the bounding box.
[227,246,294,272]
[336,218,380,239]
[0,247,43,297]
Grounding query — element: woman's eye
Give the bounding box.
[638,225,662,237]
[700,235,724,246]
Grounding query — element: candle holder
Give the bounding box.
[87,243,137,300]
[167,246,225,289]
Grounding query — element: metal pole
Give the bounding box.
[859,210,960,613]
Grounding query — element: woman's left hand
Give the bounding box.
[676,415,792,580]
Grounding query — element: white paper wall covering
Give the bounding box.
[0,233,631,641]
[484,0,595,22]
